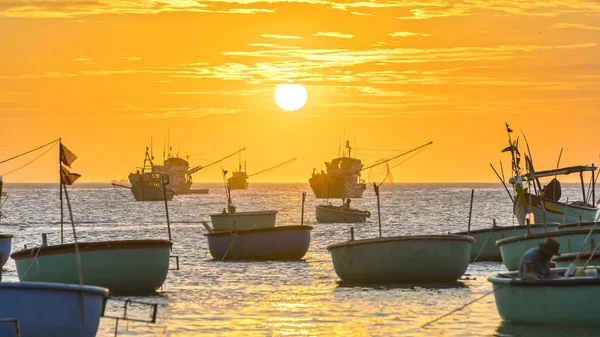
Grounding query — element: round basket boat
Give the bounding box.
[11,239,172,295]
[0,234,13,267]
[327,235,474,284]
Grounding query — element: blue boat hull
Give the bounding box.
[0,234,12,267]
[0,282,108,337]
[205,225,312,261]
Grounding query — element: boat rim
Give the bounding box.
[205,225,313,236]
[496,228,600,246]
[210,210,278,217]
[0,281,110,297]
[551,252,600,262]
[0,234,14,239]
[315,204,370,215]
[488,268,600,286]
[326,234,475,251]
[558,222,600,229]
[454,224,560,236]
[10,239,173,260]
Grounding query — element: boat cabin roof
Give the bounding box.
[521,165,596,181]
[326,157,362,170]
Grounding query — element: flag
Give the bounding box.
[60,143,77,167]
[505,123,513,133]
[61,165,81,185]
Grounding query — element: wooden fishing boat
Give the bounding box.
[454,224,559,262]
[552,252,600,268]
[496,229,600,271]
[0,234,12,267]
[204,225,312,261]
[0,282,108,337]
[127,148,175,201]
[315,203,370,223]
[11,239,172,295]
[328,234,474,284]
[228,158,296,190]
[489,267,600,325]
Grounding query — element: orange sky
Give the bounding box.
[1,1,600,183]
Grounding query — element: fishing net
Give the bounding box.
[367,160,394,186]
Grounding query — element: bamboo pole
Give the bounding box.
[301,192,306,225]
[374,183,382,238]
[467,189,474,235]
[161,175,172,244]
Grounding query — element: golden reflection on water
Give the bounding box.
[3,184,598,336]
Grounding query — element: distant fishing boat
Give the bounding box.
[315,202,370,223]
[152,148,245,194]
[125,148,175,201]
[328,181,474,284]
[0,282,108,337]
[496,228,600,271]
[209,170,277,231]
[489,267,600,325]
[228,157,297,190]
[310,141,433,199]
[10,140,173,295]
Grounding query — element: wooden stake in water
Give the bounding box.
[467,189,474,235]
[374,183,382,238]
[301,192,306,225]
[161,175,172,244]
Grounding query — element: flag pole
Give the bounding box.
[59,138,64,244]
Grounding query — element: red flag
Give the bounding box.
[60,143,77,167]
[61,165,81,185]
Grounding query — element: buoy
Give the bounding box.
[585,266,598,277]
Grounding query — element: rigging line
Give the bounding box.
[248,158,297,178]
[361,142,433,171]
[0,138,60,165]
[0,142,58,177]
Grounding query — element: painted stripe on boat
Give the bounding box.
[205,225,312,237]
[326,235,475,251]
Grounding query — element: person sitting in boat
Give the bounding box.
[519,238,561,279]
[343,199,351,210]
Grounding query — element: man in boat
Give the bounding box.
[519,238,561,279]
[342,199,351,210]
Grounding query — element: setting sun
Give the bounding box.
[274,84,307,112]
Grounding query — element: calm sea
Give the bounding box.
[0,183,596,336]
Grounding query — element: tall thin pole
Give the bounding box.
[301,192,306,225]
[374,183,382,238]
[467,189,474,235]
[60,169,64,244]
[580,171,587,204]
[161,175,172,244]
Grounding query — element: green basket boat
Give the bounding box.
[455,224,559,262]
[496,229,600,271]
[11,239,172,295]
[489,267,600,325]
[552,252,600,268]
[558,222,598,231]
[327,235,474,284]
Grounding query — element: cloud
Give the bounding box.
[551,23,600,31]
[121,107,242,119]
[72,58,92,62]
[314,32,354,39]
[389,32,430,37]
[261,34,302,39]
[121,56,142,61]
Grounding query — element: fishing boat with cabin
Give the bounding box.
[9,140,173,295]
[204,191,312,261]
[124,147,175,201]
[489,267,600,326]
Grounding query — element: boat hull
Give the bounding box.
[455,225,559,262]
[489,268,600,325]
[552,252,600,268]
[210,210,277,231]
[0,234,13,267]
[327,235,474,284]
[11,240,172,295]
[131,183,174,201]
[514,186,597,226]
[558,222,598,231]
[315,205,370,223]
[0,282,108,337]
[205,225,312,261]
[309,173,365,199]
[497,229,600,271]
[228,172,249,190]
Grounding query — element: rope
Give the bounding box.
[20,246,44,279]
[221,230,238,261]
[0,138,59,165]
[0,142,58,176]
[471,225,496,263]
[420,287,501,328]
